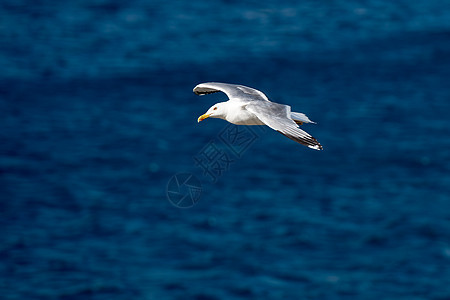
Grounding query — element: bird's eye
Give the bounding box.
[213,107,217,110]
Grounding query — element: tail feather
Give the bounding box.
[290,112,316,125]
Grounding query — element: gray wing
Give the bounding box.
[246,102,323,150]
[193,82,269,102]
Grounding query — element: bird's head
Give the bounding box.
[197,102,227,122]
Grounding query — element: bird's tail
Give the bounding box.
[291,112,316,125]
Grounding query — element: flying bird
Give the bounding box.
[195,82,323,150]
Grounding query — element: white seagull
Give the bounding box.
[195,82,323,150]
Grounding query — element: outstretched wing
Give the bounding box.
[193,82,270,102]
[246,102,323,150]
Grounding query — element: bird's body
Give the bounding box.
[194,82,323,150]
[217,101,265,125]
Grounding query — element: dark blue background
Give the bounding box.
[1,1,450,299]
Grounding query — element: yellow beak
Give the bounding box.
[197,113,211,123]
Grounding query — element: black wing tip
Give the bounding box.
[194,90,218,96]
[308,136,323,150]
[277,131,323,150]
[310,143,324,151]
[193,84,220,96]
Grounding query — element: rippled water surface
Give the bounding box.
[1,1,450,299]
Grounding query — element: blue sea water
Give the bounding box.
[1,1,450,299]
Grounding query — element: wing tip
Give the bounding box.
[308,136,323,151]
[277,130,323,150]
[308,144,323,151]
[193,84,202,95]
[193,83,219,96]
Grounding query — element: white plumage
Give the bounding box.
[195,82,323,150]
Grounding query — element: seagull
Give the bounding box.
[194,82,323,150]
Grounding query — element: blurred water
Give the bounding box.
[1,1,450,299]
